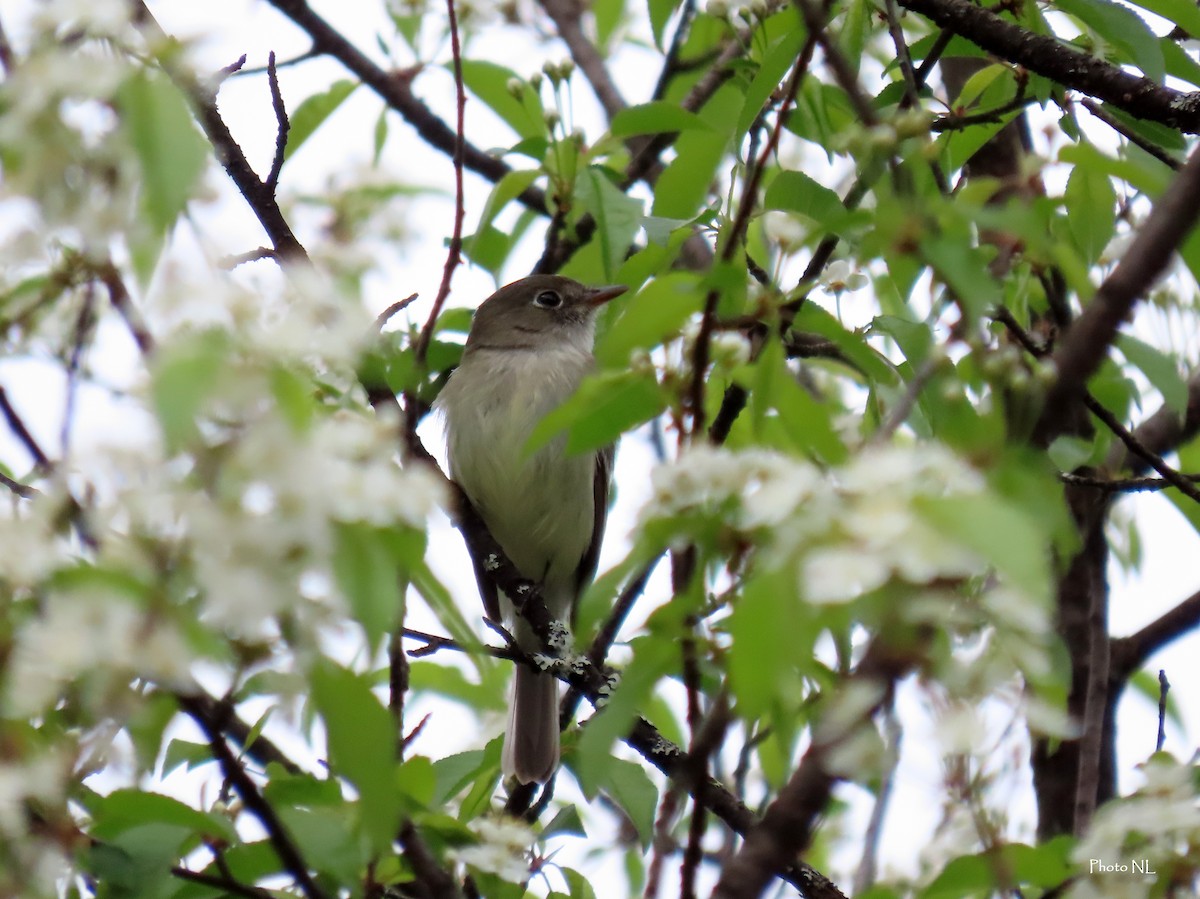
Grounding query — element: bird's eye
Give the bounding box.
[533,290,562,309]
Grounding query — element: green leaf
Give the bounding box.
[117,71,208,234]
[1129,0,1200,37]
[918,493,1049,598]
[162,739,213,777]
[728,569,808,718]
[408,560,488,674]
[595,273,702,366]
[736,17,806,139]
[602,759,658,848]
[373,106,389,166]
[648,0,682,47]
[469,169,541,261]
[89,789,236,844]
[576,167,644,280]
[754,341,848,463]
[651,84,740,218]
[1064,163,1117,265]
[527,368,667,456]
[920,852,992,898]
[1055,0,1164,82]
[284,80,358,161]
[310,662,402,854]
[151,329,229,452]
[1116,333,1187,415]
[763,170,845,226]
[594,0,626,48]
[610,101,714,137]
[332,521,403,653]
[270,364,316,433]
[459,60,546,140]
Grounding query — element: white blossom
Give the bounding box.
[451,817,535,881]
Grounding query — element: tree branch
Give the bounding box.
[898,0,1200,132]
[1111,586,1200,680]
[265,0,548,215]
[1034,140,1200,444]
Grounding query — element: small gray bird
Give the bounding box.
[436,275,625,784]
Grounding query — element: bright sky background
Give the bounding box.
[3,0,1200,893]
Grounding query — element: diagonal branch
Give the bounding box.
[1110,586,1200,681]
[898,0,1200,131]
[1034,141,1200,445]
[537,0,626,119]
[265,0,548,215]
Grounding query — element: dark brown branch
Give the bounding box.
[537,0,626,119]
[175,692,305,776]
[1059,471,1200,492]
[96,261,154,356]
[1034,141,1200,444]
[399,820,461,899]
[898,0,1200,132]
[0,471,36,498]
[1111,587,1200,680]
[265,0,548,215]
[0,387,50,469]
[171,866,275,899]
[264,52,290,194]
[931,92,1037,132]
[219,247,279,269]
[184,702,329,899]
[1156,669,1170,752]
[132,5,309,263]
[1082,100,1181,171]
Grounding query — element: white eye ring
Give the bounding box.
[534,290,562,308]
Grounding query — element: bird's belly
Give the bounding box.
[444,354,597,612]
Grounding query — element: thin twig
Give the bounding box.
[171,866,275,899]
[265,52,290,193]
[1156,669,1170,752]
[1059,472,1200,492]
[375,293,419,331]
[411,0,467,368]
[1081,99,1181,171]
[219,247,280,270]
[0,387,51,469]
[0,472,36,498]
[689,29,817,434]
[97,261,154,355]
[185,705,329,899]
[931,92,1037,132]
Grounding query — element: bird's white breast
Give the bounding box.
[437,344,598,616]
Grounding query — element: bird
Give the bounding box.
[435,274,625,784]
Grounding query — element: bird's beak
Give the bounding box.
[586,285,628,307]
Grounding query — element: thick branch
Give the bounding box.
[1111,586,1200,680]
[1034,141,1200,444]
[537,0,627,119]
[898,0,1200,131]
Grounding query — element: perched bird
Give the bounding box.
[436,275,625,784]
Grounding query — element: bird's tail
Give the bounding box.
[502,664,560,785]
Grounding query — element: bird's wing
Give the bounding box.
[573,444,614,616]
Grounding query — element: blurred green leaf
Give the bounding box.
[459,60,546,139]
[729,569,808,718]
[648,0,682,47]
[602,759,657,849]
[1055,0,1163,82]
[332,522,402,654]
[576,167,644,280]
[652,84,739,218]
[595,272,702,366]
[89,789,236,844]
[764,170,845,226]
[310,662,401,854]
[611,101,713,137]
[1116,333,1187,416]
[527,368,666,456]
[285,80,358,161]
[1064,163,1117,265]
[151,329,229,452]
[117,71,208,234]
